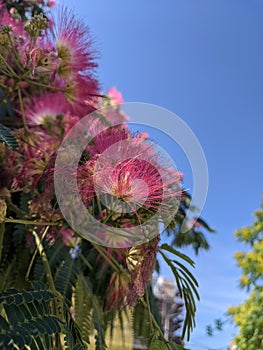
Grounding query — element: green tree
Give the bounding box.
[228,198,263,350]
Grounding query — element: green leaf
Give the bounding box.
[195,217,216,232]
[158,249,198,341]
[160,243,195,267]
[148,340,169,350]
[168,340,188,350]
[0,123,18,150]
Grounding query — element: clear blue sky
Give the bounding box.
[62,1,263,348]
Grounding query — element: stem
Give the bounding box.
[5,198,28,218]
[95,194,103,218]
[17,87,28,133]
[7,32,24,71]
[25,226,49,281]
[32,228,64,350]
[0,53,19,78]
[4,218,60,226]
[27,80,65,92]
[92,243,123,272]
[32,228,56,294]
[0,222,5,262]
[145,287,153,331]
[79,254,93,270]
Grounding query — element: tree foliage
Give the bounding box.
[228,198,263,350]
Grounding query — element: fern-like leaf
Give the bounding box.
[159,244,200,341]
[0,123,18,150]
[74,274,93,345]
[0,287,62,350]
[81,276,107,350]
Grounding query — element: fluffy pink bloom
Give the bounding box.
[87,125,130,156]
[93,137,180,213]
[54,7,97,75]
[77,159,96,206]
[0,2,25,36]
[77,130,181,228]
[95,158,163,211]
[47,0,57,7]
[45,7,99,115]
[136,132,149,140]
[104,109,130,124]
[54,75,98,117]
[24,92,68,126]
[12,128,61,190]
[107,87,124,106]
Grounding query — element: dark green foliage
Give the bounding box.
[0,287,62,350]
[34,238,80,299]
[81,277,107,350]
[132,285,163,346]
[165,190,215,255]
[0,88,15,123]
[159,244,199,341]
[0,124,18,151]
[0,284,87,350]
[0,223,30,291]
[74,275,93,345]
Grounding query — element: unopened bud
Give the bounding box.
[1,25,12,35]
[24,13,48,38]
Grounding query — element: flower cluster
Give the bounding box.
[0,1,183,313]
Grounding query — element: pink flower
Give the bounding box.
[12,127,61,191]
[59,227,80,247]
[136,132,149,140]
[107,87,124,106]
[0,2,25,36]
[104,109,130,124]
[54,7,97,76]
[95,158,163,211]
[54,75,98,117]
[60,228,74,245]
[77,159,96,206]
[92,137,180,214]
[76,130,181,236]
[47,0,57,7]
[87,125,130,156]
[24,92,68,126]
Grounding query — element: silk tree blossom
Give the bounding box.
[0,1,25,36]
[24,92,68,126]
[62,75,98,117]
[107,87,124,106]
[92,137,181,214]
[95,158,162,212]
[47,0,56,7]
[103,87,129,123]
[76,125,181,230]
[87,125,130,157]
[54,7,97,77]
[12,127,61,190]
[0,3,98,119]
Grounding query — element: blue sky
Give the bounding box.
[62,1,263,348]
